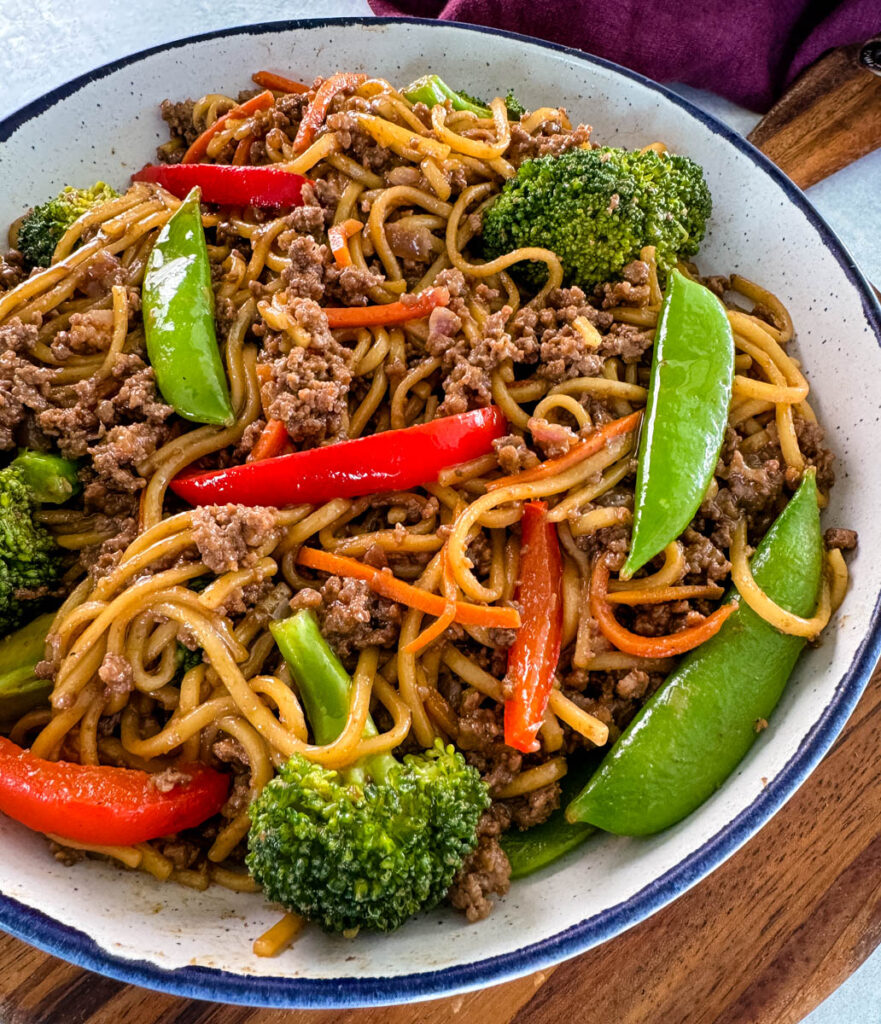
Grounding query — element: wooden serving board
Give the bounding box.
[3,42,881,1024]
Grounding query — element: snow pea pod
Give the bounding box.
[567,471,823,835]
[143,187,234,427]
[622,269,733,579]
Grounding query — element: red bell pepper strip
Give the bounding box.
[182,90,275,164]
[323,286,450,328]
[503,502,563,754]
[252,70,310,94]
[293,72,367,153]
[132,164,311,208]
[0,736,229,846]
[248,418,291,462]
[170,405,506,508]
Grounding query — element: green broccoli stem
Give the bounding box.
[270,609,398,785]
[11,450,80,505]
[402,75,492,118]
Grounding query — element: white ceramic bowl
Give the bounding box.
[0,17,879,1009]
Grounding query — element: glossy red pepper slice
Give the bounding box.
[170,406,507,508]
[132,164,311,208]
[504,501,563,754]
[0,736,229,845]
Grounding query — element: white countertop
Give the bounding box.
[1,2,879,1021]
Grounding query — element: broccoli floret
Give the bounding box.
[504,90,526,119]
[174,643,202,678]
[246,609,490,933]
[0,451,77,633]
[457,88,490,111]
[481,146,712,291]
[17,182,119,269]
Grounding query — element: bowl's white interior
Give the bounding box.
[0,19,879,993]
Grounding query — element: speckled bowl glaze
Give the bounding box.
[0,17,879,1009]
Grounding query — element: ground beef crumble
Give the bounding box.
[824,527,857,550]
[81,517,138,581]
[506,121,592,166]
[493,433,539,474]
[158,98,199,155]
[313,576,402,660]
[447,820,512,922]
[599,259,652,309]
[0,250,25,291]
[259,298,352,447]
[190,505,279,573]
[427,269,541,415]
[150,767,194,793]
[98,653,134,697]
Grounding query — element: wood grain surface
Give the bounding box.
[2,42,880,1024]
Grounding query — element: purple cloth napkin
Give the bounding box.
[367,0,880,111]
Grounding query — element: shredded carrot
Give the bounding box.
[590,559,736,657]
[297,547,521,629]
[327,219,364,268]
[487,411,642,491]
[232,136,253,166]
[605,584,725,606]
[404,549,458,654]
[255,364,273,418]
[248,419,290,462]
[182,90,275,164]
[323,286,450,328]
[252,70,310,94]
[294,72,367,154]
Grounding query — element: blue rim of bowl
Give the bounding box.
[1,15,880,1010]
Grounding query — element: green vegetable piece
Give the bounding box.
[0,612,54,727]
[11,450,80,505]
[402,74,492,117]
[622,270,734,578]
[501,756,598,879]
[504,90,526,119]
[17,183,119,269]
[142,187,234,427]
[481,147,712,291]
[0,461,65,634]
[173,643,202,681]
[248,609,489,932]
[269,607,380,751]
[566,471,823,835]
